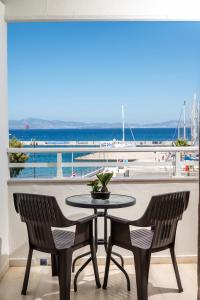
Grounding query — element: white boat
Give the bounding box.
[113,105,136,148]
[100,105,136,149]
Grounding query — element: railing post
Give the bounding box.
[71,152,74,176]
[175,151,181,177]
[57,152,63,178]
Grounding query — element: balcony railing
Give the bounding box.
[7,146,199,179]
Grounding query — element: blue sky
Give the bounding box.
[8,22,200,123]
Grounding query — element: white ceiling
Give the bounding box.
[3,0,200,21]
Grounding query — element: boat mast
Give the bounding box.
[177,108,182,140]
[183,101,186,140]
[122,104,125,144]
[178,124,180,139]
[191,93,199,145]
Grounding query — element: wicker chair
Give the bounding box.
[103,191,190,300]
[13,193,101,300]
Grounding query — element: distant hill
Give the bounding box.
[9,118,190,129]
[141,120,189,128]
[9,118,87,129]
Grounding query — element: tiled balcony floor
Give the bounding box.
[0,264,197,300]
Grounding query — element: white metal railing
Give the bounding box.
[7,146,199,179]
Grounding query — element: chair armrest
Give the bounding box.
[107,215,132,225]
[107,215,131,246]
[107,215,153,246]
[60,214,97,227]
[75,214,98,225]
[107,215,151,227]
[73,215,97,245]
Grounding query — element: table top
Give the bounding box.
[66,194,136,209]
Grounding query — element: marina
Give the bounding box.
[8,119,198,179]
[8,96,199,179]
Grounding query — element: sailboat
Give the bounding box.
[191,93,199,145]
[176,101,187,141]
[100,105,136,148]
[177,95,199,145]
[113,105,136,148]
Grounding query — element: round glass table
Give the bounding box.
[66,194,136,290]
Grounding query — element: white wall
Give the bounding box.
[4,0,200,21]
[0,2,9,279]
[8,179,198,264]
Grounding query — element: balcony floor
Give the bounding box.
[0,264,197,300]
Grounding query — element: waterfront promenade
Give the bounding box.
[23,140,178,146]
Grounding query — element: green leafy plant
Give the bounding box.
[96,172,113,192]
[9,138,29,178]
[87,172,113,193]
[174,139,189,146]
[87,179,101,192]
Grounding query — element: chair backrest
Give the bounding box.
[13,193,69,251]
[141,191,190,250]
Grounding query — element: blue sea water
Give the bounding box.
[9,127,191,142]
[9,128,191,178]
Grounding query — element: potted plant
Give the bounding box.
[87,172,113,200]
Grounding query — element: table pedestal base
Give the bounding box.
[72,208,130,291]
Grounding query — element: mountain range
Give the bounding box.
[9,118,191,129]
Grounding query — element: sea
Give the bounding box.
[9,127,191,142]
[9,128,191,179]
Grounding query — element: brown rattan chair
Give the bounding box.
[103,191,190,300]
[13,193,101,300]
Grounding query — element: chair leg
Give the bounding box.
[21,247,33,295]
[102,237,112,289]
[90,238,101,288]
[58,250,72,300]
[146,251,151,282]
[134,248,150,300]
[170,246,183,293]
[51,254,59,276]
